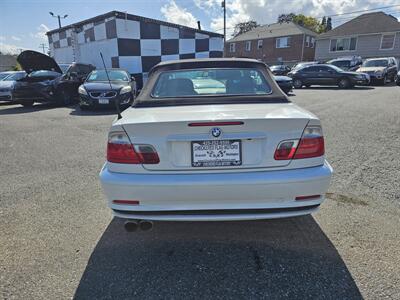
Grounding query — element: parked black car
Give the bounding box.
[291,61,319,71]
[326,56,362,71]
[288,64,370,89]
[356,57,398,85]
[13,50,95,107]
[273,75,292,94]
[396,71,400,86]
[270,65,291,76]
[78,69,136,110]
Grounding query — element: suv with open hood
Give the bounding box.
[13,50,95,107]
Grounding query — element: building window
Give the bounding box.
[330,37,357,51]
[245,41,251,51]
[276,37,290,48]
[229,43,236,53]
[311,37,315,48]
[380,34,395,50]
[306,36,310,47]
[257,39,263,49]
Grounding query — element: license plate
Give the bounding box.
[191,140,242,167]
[98,98,109,104]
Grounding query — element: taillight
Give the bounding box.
[293,126,324,159]
[274,125,324,160]
[107,131,159,164]
[274,140,299,160]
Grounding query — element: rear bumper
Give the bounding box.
[100,161,333,221]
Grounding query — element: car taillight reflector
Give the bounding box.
[274,126,325,160]
[274,140,299,160]
[134,145,160,164]
[293,136,324,159]
[107,131,159,164]
[112,200,140,205]
[295,195,321,201]
[188,121,244,127]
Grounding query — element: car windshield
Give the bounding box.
[363,60,388,67]
[152,68,272,98]
[86,70,129,82]
[0,73,12,80]
[3,72,26,81]
[29,70,61,77]
[293,63,314,70]
[330,60,351,69]
[327,65,344,72]
[58,64,71,74]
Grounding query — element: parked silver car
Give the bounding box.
[0,71,26,102]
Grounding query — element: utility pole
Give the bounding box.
[39,43,48,54]
[49,12,68,28]
[221,1,226,42]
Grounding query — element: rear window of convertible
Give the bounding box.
[151,68,272,98]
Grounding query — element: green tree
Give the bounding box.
[293,14,320,32]
[278,13,328,33]
[278,13,296,24]
[12,63,22,71]
[232,21,259,37]
[326,17,332,31]
[321,16,327,27]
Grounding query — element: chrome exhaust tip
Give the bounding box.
[124,220,138,232]
[139,220,153,231]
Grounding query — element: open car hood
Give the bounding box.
[17,50,62,74]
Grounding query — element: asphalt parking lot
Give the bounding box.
[0,85,399,299]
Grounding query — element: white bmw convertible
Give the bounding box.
[100,58,332,231]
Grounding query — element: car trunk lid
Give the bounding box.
[118,103,315,171]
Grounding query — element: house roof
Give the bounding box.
[46,11,223,38]
[318,12,400,39]
[227,22,317,43]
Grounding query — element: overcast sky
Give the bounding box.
[1,0,399,54]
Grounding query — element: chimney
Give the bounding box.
[197,21,201,30]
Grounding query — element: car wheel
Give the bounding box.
[293,79,303,89]
[21,100,34,107]
[338,78,350,89]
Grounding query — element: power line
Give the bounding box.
[331,9,400,23]
[317,4,400,18]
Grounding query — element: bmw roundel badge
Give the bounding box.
[211,127,222,138]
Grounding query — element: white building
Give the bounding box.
[46,11,224,87]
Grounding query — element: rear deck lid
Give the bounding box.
[118,103,316,171]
